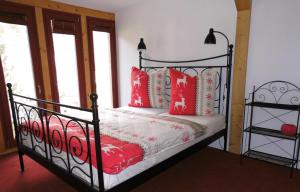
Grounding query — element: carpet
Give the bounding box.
[0,147,299,192]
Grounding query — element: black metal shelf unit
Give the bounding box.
[241,81,300,177]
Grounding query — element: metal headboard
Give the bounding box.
[139,45,233,114]
[138,45,233,150]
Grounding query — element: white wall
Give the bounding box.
[244,0,300,167]
[116,0,237,107]
[246,0,300,92]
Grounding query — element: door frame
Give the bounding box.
[43,9,87,110]
[0,2,45,149]
[86,16,119,108]
[0,56,15,148]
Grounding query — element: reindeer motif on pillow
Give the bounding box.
[174,95,187,111]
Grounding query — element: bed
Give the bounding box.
[7,44,233,192]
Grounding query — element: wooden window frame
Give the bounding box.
[43,9,87,110]
[86,16,119,108]
[0,2,45,149]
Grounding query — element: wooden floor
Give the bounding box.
[0,147,299,192]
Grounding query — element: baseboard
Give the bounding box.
[0,147,17,156]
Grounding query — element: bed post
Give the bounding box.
[139,51,142,69]
[7,83,24,172]
[224,44,234,151]
[90,93,105,191]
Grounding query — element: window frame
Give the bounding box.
[43,9,87,111]
[0,2,45,149]
[86,16,119,108]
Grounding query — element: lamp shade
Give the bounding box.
[204,28,216,44]
[137,38,146,50]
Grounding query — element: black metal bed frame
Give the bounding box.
[7,45,233,192]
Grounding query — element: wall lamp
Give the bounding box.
[137,38,147,68]
[204,28,234,54]
[137,38,146,52]
[204,28,234,67]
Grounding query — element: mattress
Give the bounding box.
[20,112,225,190]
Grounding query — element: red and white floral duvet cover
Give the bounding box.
[23,109,207,174]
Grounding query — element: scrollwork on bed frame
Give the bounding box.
[15,101,97,184]
[7,84,104,191]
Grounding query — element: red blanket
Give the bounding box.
[25,116,144,174]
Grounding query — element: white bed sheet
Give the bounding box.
[21,113,225,190]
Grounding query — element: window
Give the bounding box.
[87,17,118,108]
[93,31,113,108]
[0,2,44,148]
[43,10,86,113]
[52,34,81,108]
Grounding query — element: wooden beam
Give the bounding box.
[9,0,115,20]
[235,0,252,11]
[81,15,92,106]
[229,8,252,154]
[35,7,52,102]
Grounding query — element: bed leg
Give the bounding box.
[18,152,25,172]
[7,83,25,172]
[223,132,227,152]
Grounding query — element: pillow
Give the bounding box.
[169,68,217,116]
[169,68,197,115]
[198,69,217,116]
[128,67,168,108]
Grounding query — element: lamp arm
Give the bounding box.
[213,30,230,48]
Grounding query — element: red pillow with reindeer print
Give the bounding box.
[169,68,217,116]
[129,67,151,107]
[128,67,168,108]
[169,68,197,115]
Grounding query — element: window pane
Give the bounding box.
[0,22,37,135]
[0,22,36,99]
[52,33,80,113]
[93,31,113,108]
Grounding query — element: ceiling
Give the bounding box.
[54,0,144,12]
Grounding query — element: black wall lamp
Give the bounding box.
[204,28,232,52]
[138,38,146,68]
[137,38,146,51]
